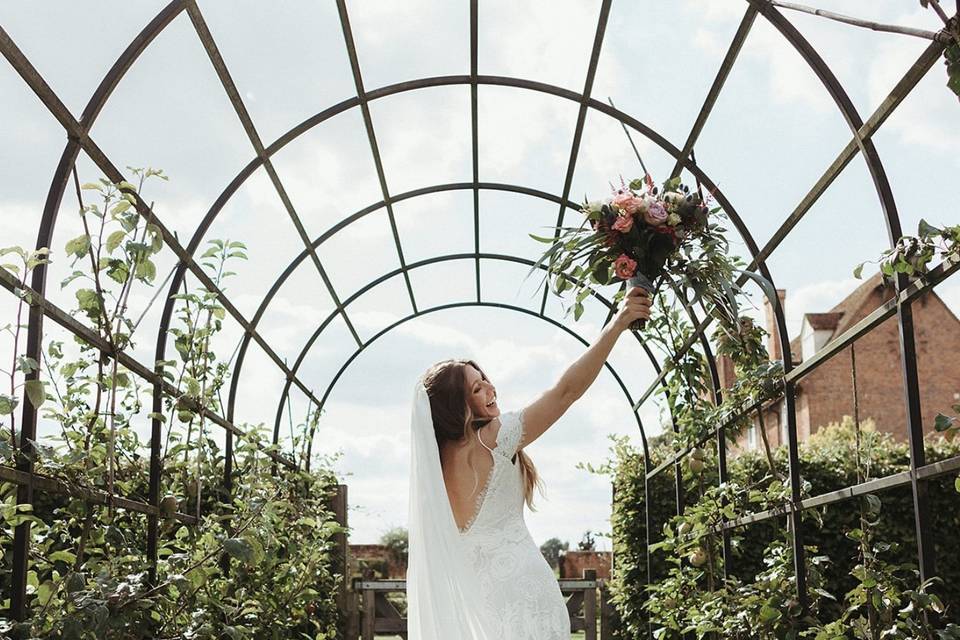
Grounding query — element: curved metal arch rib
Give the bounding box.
[271,252,655,453]
[300,299,649,470]
[225,181,583,428]
[217,87,788,452]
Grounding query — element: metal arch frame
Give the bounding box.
[226,181,589,443]
[0,2,340,594]
[311,298,649,441]
[540,0,614,317]
[274,252,654,457]
[632,1,948,602]
[751,0,936,587]
[189,84,793,455]
[0,0,954,628]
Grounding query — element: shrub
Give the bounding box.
[596,418,960,637]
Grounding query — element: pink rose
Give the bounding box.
[613,254,637,279]
[643,199,668,226]
[612,191,644,216]
[612,214,633,233]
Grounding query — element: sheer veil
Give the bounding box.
[407,379,499,639]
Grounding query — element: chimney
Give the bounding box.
[717,353,737,390]
[763,289,787,361]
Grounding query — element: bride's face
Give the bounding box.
[463,365,499,420]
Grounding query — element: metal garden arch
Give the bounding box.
[0,0,957,631]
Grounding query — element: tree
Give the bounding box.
[578,530,596,551]
[540,537,569,569]
[379,526,408,567]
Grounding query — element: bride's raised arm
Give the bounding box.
[519,287,652,448]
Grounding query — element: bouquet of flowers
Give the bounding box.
[529,174,719,330]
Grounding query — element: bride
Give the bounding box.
[406,286,652,639]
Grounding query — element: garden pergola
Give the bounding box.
[1,0,958,632]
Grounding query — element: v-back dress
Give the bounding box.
[456,409,570,639]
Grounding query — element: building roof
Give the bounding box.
[789,272,890,363]
[803,312,844,331]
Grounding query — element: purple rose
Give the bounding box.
[643,199,668,226]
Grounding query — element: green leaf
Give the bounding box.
[735,269,778,316]
[853,262,865,279]
[111,200,132,214]
[759,604,780,624]
[65,573,85,593]
[135,258,157,282]
[36,580,55,605]
[955,475,960,493]
[105,259,129,284]
[75,289,101,313]
[0,393,19,415]
[917,218,941,238]
[105,230,126,253]
[934,413,955,432]
[61,270,86,288]
[49,550,77,565]
[65,234,91,259]
[16,356,38,374]
[24,379,45,409]
[223,537,255,564]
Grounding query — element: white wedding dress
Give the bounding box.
[456,408,571,639]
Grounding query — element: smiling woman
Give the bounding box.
[406,287,651,639]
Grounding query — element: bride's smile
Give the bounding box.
[464,365,500,421]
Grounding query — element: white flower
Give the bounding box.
[662,191,685,205]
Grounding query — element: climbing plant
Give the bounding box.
[0,169,345,639]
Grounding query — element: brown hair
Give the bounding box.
[421,358,543,510]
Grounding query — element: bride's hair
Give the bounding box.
[421,359,543,510]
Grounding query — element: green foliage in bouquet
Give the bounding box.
[529,173,775,343]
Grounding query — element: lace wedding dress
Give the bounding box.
[456,408,571,639]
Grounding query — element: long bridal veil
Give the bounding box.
[407,380,499,639]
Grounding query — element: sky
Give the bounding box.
[1,1,958,548]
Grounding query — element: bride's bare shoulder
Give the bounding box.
[481,415,504,449]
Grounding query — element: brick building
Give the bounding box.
[558,550,612,580]
[727,273,960,451]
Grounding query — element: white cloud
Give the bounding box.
[783,276,863,338]
[867,9,960,154]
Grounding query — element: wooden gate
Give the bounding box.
[350,567,615,639]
